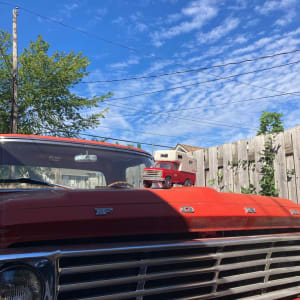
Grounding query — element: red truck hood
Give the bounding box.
[1,187,300,248]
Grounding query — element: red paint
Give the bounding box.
[144,161,196,186]
[0,134,147,153]
[1,134,300,250]
[1,187,300,248]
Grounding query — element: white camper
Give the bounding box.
[154,150,197,174]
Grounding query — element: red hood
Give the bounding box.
[1,187,300,248]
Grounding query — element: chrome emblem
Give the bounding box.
[245,207,256,213]
[180,206,195,213]
[95,208,113,216]
[290,209,299,215]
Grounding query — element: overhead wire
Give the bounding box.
[95,125,183,138]
[105,91,298,118]
[81,48,300,83]
[104,60,300,102]
[1,1,299,104]
[77,133,173,148]
[0,1,297,135]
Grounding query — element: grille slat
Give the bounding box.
[57,233,300,300]
[60,244,300,275]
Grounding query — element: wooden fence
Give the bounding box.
[192,126,300,203]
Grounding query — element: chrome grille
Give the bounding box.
[57,234,300,300]
[143,170,162,181]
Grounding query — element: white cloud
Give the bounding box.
[255,0,297,27]
[60,2,79,18]
[95,8,107,19]
[112,16,125,25]
[197,17,240,44]
[135,23,148,32]
[275,10,296,26]
[108,57,140,69]
[234,35,248,44]
[151,0,218,47]
[256,0,296,14]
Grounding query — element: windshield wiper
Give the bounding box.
[0,178,70,189]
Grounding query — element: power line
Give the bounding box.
[2,0,299,104]
[0,1,296,134]
[0,1,144,55]
[104,90,300,125]
[77,133,173,149]
[103,105,257,131]
[105,60,300,102]
[41,128,174,148]
[82,48,300,84]
[96,124,182,138]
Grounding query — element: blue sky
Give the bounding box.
[1,0,300,153]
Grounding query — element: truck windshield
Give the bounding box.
[155,162,172,169]
[0,140,153,190]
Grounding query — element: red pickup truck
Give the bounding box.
[1,134,300,300]
[143,160,196,188]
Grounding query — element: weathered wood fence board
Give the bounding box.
[237,139,248,192]
[193,125,300,203]
[274,132,288,199]
[292,126,300,202]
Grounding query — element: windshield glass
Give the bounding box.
[0,140,153,190]
[155,162,172,169]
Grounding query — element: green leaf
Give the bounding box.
[0,31,111,136]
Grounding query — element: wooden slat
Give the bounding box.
[284,130,297,202]
[237,139,249,193]
[286,154,297,203]
[254,135,265,194]
[193,150,205,187]
[291,126,300,203]
[208,146,218,190]
[223,143,233,192]
[232,142,239,193]
[193,126,299,203]
[247,137,256,193]
[273,132,288,199]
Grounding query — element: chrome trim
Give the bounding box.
[2,233,300,299]
[180,206,195,213]
[245,207,256,213]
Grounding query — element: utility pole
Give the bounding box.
[10,7,18,133]
[152,142,154,156]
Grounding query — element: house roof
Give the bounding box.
[175,144,205,153]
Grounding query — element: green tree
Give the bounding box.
[256,111,283,196]
[242,111,283,196]
[258,137,279,197]
[256,111,284,136]
[0,30,111,136]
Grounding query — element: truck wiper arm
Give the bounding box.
[0,178,69,189]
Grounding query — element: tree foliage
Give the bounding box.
[256,111,284,136]
[0,29,111,136]
[258,137,279,197]
[242,111,283,197]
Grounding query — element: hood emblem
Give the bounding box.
[245,207,256,213]
[180,206,195,213]
[290,209,299,215]
[95,208,114,216]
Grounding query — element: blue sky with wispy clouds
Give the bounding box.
[1,0,300,152]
